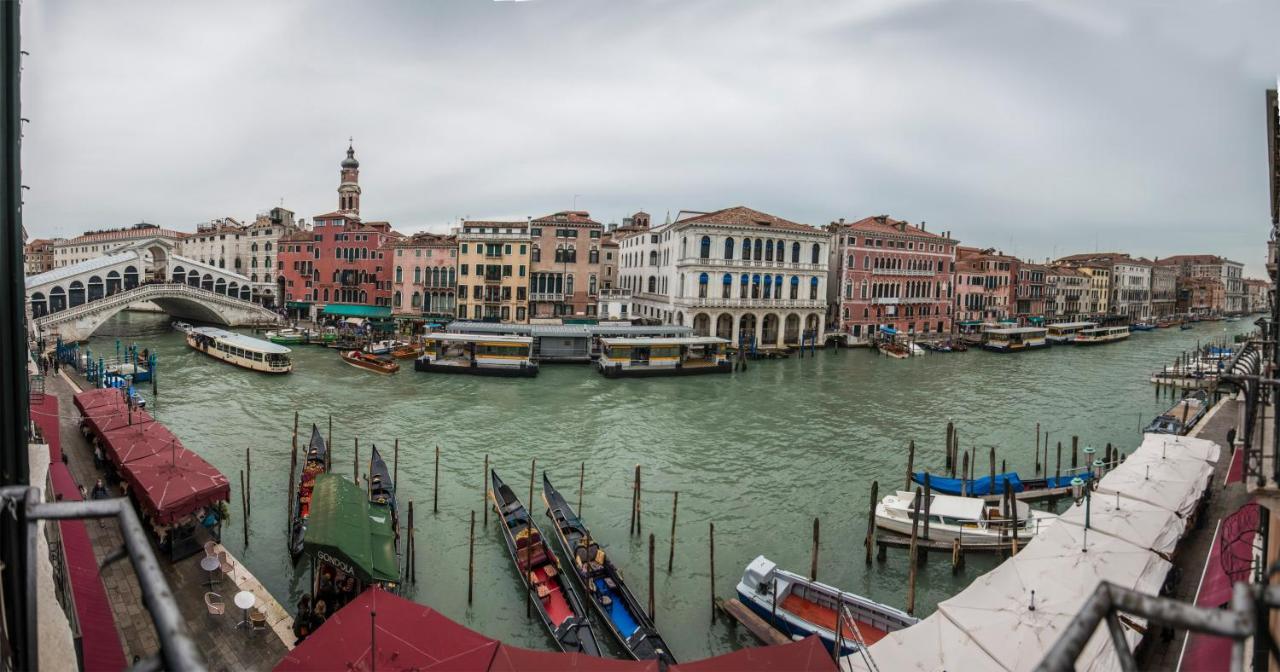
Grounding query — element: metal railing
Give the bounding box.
[0,485,204,671]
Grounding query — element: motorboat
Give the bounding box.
[340,350,399,374]
[875,490,1056,546]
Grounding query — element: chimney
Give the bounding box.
[921,220,926,232]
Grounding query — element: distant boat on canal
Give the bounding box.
[1046,321,1096,344]
[596,336,731,377]
[910,470,1087,498]
[1073,325,1131,345]
[981,327,1048,353]
[185,326,292,374]
[416,334,538,377]
[735,555,916,656]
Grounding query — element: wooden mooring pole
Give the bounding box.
[468,510,476,604]
[240,470,249,548]
[528,458,536,523]
[483,454,490,525]
[961,452,970,497]
[408,500,416,584]
[906,486,922,615]
[864,480,878,565]
[393,438,399,491]
[667,491,679,573]
[810,517,820,581]
[709,522,716,623]
[1035,422,1041,473]
[434,446,440,514]
[245,447,252,518]
[578,461,585,515]
[648,533,656,622]
[950,427,959,477]
[922,473,932,542]
[354,437,359,483]
[945,421,954,472]
[1072,435,1078,470]
[905,440,915,490]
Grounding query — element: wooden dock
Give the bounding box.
[715,598,792,646]
[875,530,1015,555]
[978,485,1072,503]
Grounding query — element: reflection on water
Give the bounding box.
[87,311,1248,659]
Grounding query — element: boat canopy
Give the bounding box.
[985,327,1047,335]
[879,326,898,335]
[425,333,533,345]
[321,303,393,319]
[599,336,729,347]
[190,327,291,354]
[892,490,986,521]
[303,473,399,584]
[1047,321,1097,330]
[912,471,1086,496]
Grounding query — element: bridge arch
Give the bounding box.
[123,266,139,289]
[87,275,104,302]
[33,283,280,342]
[49,287,65,313]
[30,292,46,318]
[106,271,121,295]
[68,281,86,308]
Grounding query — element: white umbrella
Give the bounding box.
[1057,489,1185,557]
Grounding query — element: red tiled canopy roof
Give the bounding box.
[676,206,815,232]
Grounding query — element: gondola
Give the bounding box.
[489,470,601,657]
[289,424,329,561]
[542,475,677,664]
[367,444,402,585]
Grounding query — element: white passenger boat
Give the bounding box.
[364,339,407,355]
[875,490,1056,546]
[1045,321,1096,344]
[736,556,916,656]
[414,333,538,377]
[981,327,1048,353]
[185,327,292,374]
[596,336,731,378]
[1073,325,1130,345]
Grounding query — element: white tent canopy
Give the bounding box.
[1057,491,1185,557]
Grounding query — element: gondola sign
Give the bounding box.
[316,550,356,578]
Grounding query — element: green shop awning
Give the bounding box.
[286,301,312,309]
[957,320,984,327]
[321,304,393,319]
[303,474,399,584]
[1028,316,1046,325]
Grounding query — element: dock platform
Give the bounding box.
[978,485,1071,503]
[715,598,792,645]
[874,530,1016,555]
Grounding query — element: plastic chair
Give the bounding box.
[249,608,268,631]
[203,541,217,558]
[205,592,225,616]
[218,551,235,582]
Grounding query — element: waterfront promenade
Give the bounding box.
[41,369,291,670]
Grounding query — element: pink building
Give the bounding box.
[953,246,1019,327]
[830,215,957,343]
[390,232,457,318]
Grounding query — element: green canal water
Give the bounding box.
[85,312,1249,660]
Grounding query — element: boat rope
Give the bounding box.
[843,604,879,672]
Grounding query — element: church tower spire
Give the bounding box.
[338,139,361,216]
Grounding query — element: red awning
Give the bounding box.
[488,646,657,671]
[73,387,130,415]
[275,587,499,672]
[119,448,230,525]
[668,636,836,672]
[86,408,154,439]
[100,422,180,466]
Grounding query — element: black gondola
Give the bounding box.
[367,443,400,554]
[489,470,601,657]
[542,474,677,664]
[289,424,328,561]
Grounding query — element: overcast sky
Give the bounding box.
[19,0,1280,274]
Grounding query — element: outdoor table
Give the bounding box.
[234,591,256,629]
[199,555,220,588]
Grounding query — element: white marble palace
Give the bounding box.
[616,206,829,348]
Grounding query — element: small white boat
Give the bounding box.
[736,556,916,656]
[363,339,406,355]
[171,320,194,334]
[875,490,1056,546]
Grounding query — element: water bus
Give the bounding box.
[415,334,538,377]
[736,556,916,656]
[1045,321,1096,344]
[981,327,1048,353]
[875,490,1057,546]
[185,327,292,373]
[596,336,731,377]
[266,327,337,346]
[542,475,676,663]
[340,350,400,374]
[490,470,601,656]
[1073,325,1131,345]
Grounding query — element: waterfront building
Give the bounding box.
[596,288,632,320]
[1150,261,1179,319]
[454,220,531,323]
[1244,277,1270,313]
[953,247,1018,324]
[23,237,58,275]
[618,206,828,346]
[1045,266,1089,321]
[276,144,399,319]
[1013,262,1048,325]
[1176,276,1225,316]
[529,211,604,319]
[1056,253,1151,320]
[1071,264,1111,316]
[829,215,956,343]
[52,222,188,268]
[180,207,298,306]
[1157,254,1246,314]
[389,233,457,319]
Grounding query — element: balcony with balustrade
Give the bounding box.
[675,256,825,272]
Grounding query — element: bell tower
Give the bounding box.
[338,139,361,216]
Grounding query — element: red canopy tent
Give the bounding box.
[84,408,154,439]
[73,388,129,415]
[276,587,499,672]
[119,448,230,525]
[277,588,839,672]
[100,422,181,467]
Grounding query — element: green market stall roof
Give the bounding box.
[303,474,399,584]
[321,304,392,319]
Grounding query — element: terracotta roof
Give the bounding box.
[836,215,949,240]
[673,206,815,233]
[461,220,528,229]
[312,211,360,221]
[1048,266,1086,278]
[531,211,600,226]
[1156,254,1224,266]
[390,232,456,248]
